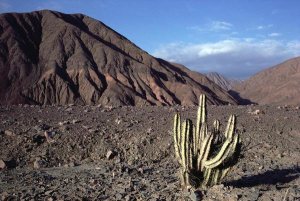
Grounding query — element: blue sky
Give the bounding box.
[1,0,300,79]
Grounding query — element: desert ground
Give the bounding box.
[0,104,299,200]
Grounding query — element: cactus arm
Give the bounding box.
[224,115,235,139]
[199,95,206,141]
[192,124,197,157]
[196,122,207,157]
[195,96,201,139]
[181,119,193,170]
[204,134,239,169]
[220,167,231,180]
[180,121,187,169]
[185,120,192,169]
[203,168,212,186]
[181,169,187,187]
[196,128,213,171]
[190,124,196,168]
[177,114,182,147]
[228,134,239,159]
[213,119,222,144]
[196,94,206,146]
[203,139,232,168]
[200,94,206,124]
[200,133,214,171]
[173,113,181,161]
[212,169,220,185]
[213,119,220,134]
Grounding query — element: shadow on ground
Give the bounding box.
[226,166,300,188]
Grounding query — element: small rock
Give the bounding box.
[189,190,202,201]
[58,121,69,126]
[115,118,122,124]
[249,187,260,200]
[33,160,41,169]
[106,150,115,160]
[88,128,98,133]
[82,125,91,130]
[68,162,75,167]
[59,125,69,132]
[138,167,144,174]
[4,130,15,136]
[115,193,123,200]
[0,160,6,170]
[44,131,55,143]
[34,157,46,169]
[1,192,9,200]
[72,119,80,124]
[146,127,153,134]
[253,109,264,115]
[125,195,135,201]
[45,190,53,196]
[65,107,73,112]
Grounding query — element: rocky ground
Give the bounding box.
[0,104,299,200]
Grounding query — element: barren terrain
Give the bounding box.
[0,104,299,200]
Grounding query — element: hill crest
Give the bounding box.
[0,10,237,106]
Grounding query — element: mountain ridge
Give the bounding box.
[233,56,300,105]
[0,10,237,106]
[205,72,241,91]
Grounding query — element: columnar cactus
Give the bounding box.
[173,94,241,189]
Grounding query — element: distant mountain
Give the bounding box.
[233,57,300,105]
[205,72,241,91]
[0,10,237,106]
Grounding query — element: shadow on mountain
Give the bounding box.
[228,90,255,105]
[226,166,300,188]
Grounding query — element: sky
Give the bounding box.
[1,0,300,79]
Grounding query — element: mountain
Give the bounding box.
[0,10,237,106]
[205,72,241,91]
[233,57,300,105]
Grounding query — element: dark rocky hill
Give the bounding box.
[0,10,237,106]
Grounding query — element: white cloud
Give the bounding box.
[268,32,281,37]
[153,39,300,79]
[211,21,233,31]
[256,24,273,30]
[257,26,264,30]
[188,20,233,32]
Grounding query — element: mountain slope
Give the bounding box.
[206,72,241,91]
[0,10,237,106]
[233,57,300,105]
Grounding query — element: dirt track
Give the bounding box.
[0,105,299,200]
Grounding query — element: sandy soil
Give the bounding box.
[0,104,299,200]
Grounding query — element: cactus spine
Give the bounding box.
[173,94,241,189]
